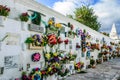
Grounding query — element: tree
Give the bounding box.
[74,6,101,31]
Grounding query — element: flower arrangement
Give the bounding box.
[41,35,48,46]
[25,34,43,46]
[0,5,10,17]
[48,17,62,31]
[47,34,57,47]
[68,22,74,30]
[58,68,69,77]
[46,65,60,76]
[91,43,100,50]
[68,30,77,37]
[44,53,51,61]
[57,37,63,44]
[64,39,69,45]
[30,68,41,80]
[76,43,81,49]
[110,42,115,45]
[101,44,108,49]
[21,71,30,80]
[41,70,47,77]
[74,62,84,72]
[81,33,86,52]
[32,53,41,62]
[90,59,95,68]
[19,12,29,22]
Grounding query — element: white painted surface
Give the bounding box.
[0,0,117,79]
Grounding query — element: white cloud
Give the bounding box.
[53,1,76,15]
[92,0,120,33]
[53,0,91,15]
[52,0,120,35]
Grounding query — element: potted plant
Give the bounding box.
[0,5,10,26]
[19,12,29,22]
[19,12,29,30]
[0,5,10,17]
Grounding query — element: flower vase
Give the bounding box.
[21,21,27,31]
[0,16,5,27]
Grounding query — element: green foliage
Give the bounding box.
[98,53,102,58]
[58,68,69,77]
[90,59,95,66]
[19,13,29,22]
[25,37,34,43]
[0,5,10,17]
[22,71,27,75]
[74,6,101,31]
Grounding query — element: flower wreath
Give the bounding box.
[32,53,41,62]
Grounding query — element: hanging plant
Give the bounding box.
[32,53,41,62]
[20,12,29,22]
[0,5,10,17]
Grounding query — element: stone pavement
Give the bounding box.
[65,58,120,80]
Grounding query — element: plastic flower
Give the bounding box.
[45,53,51,60]
[53,52,58,57]
[20,12,29,22]
[64,39,69,45]
[55,23,62,28]
[0,5,10,17]
[48,34,57,45]
[57,37,63,44]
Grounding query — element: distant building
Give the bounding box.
[109,23,119,43]
[109,23,119,39]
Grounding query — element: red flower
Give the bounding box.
[57,37,63,44]
[41,70,46,75]
[22,12,28,16]
[64,39,69,45]
[70,25,74,30]
[35,68,39,71]
[76,44,80,48]
[48,34,57,45]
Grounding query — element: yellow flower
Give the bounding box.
[55,23,62,28]
[53,52,58,56]
[45,53,51,60]
[48,67,52,72]
[55,62,59,67]
[48,20,53,25]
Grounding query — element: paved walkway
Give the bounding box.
[65,58,120,80]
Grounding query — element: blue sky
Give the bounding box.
[36,0,120,37]
[36,0,60,7]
